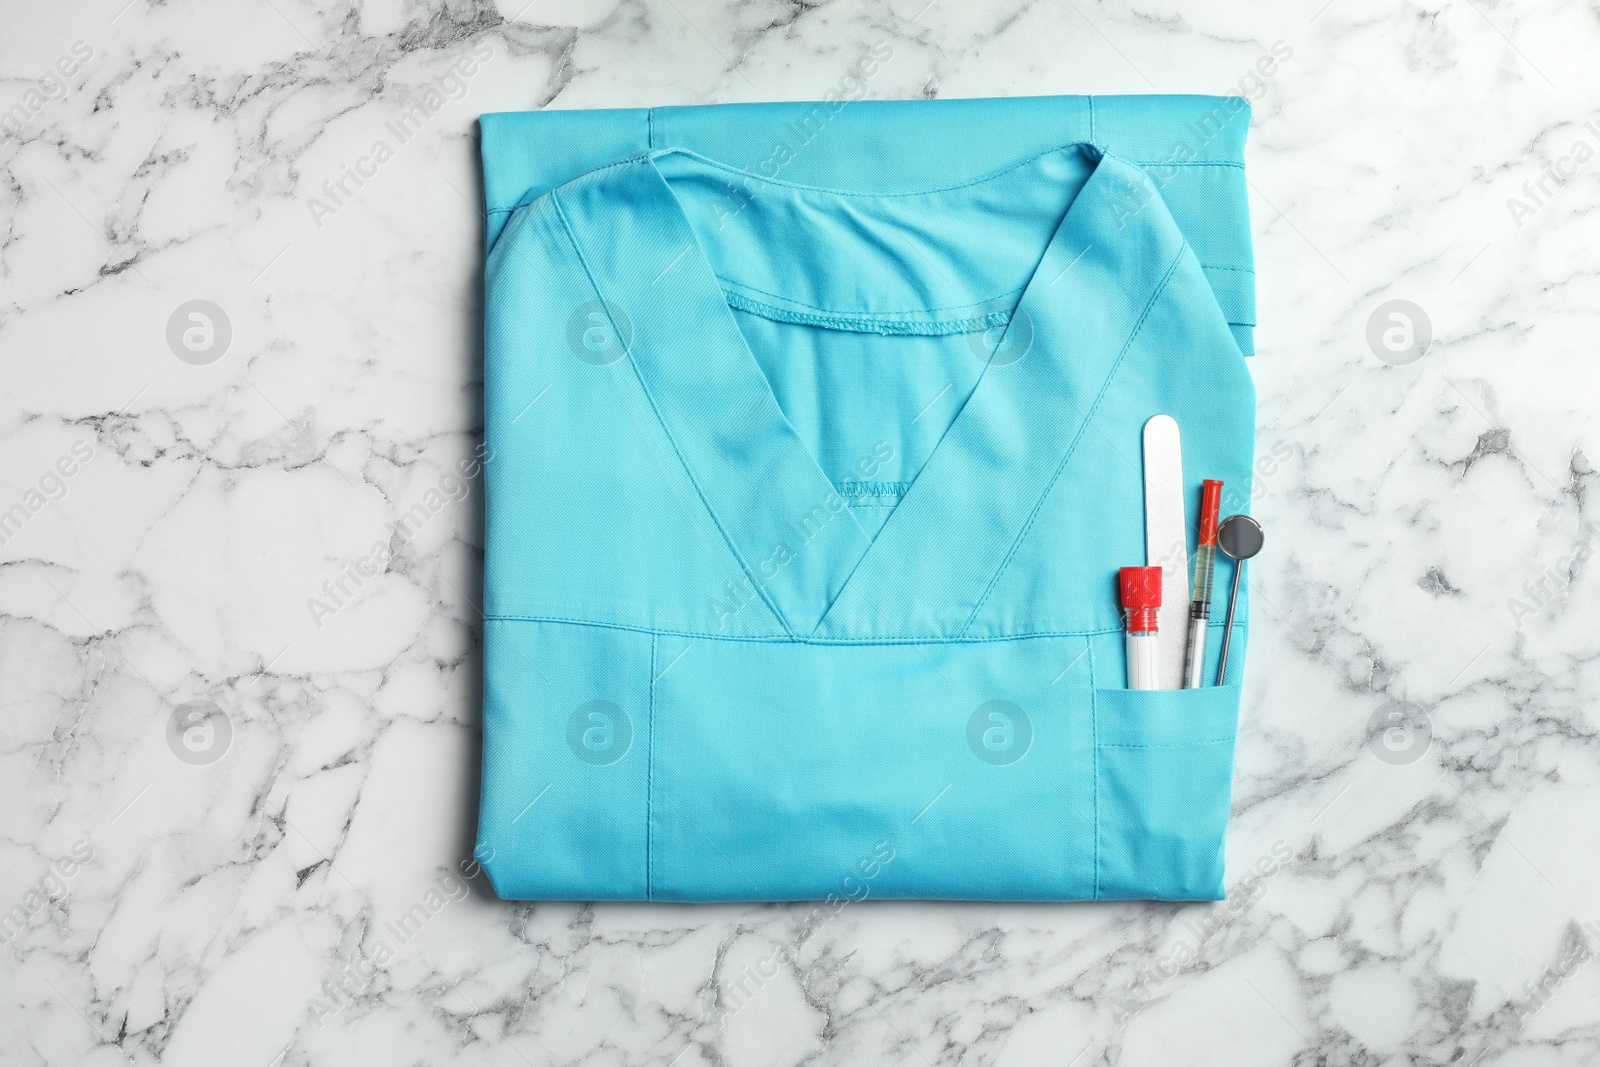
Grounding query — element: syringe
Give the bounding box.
[1182,479,1223,688]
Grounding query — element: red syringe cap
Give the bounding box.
[1119,566,1161,632]
[1199,479,1224,546]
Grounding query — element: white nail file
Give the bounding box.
[1142,415,1190,690]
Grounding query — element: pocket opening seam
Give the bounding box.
[1089,636,1101,902]
[1098,736,1233,750]
[646,632,658,901]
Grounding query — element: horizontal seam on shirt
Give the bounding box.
[723,276,1026,320]
[1127,159,1245,169]
[480,614,1241,639]
[657,141,1103,199]
[727,266,1248,330]
[723,287,1012,335]
[481,613,1246,639]
[725,267,1247,331]
[483,614,1132,643]
[1097,737,1235,749]
[483,156,1246,216]
[732,279,1026,317]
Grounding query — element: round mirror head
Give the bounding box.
[1217,514,1264,560]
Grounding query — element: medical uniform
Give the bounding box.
[477,95,1256,902]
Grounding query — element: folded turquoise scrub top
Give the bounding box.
[477,96,1257,903]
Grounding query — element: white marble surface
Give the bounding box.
[3,0,1599,1064]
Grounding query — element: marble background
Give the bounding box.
[3,0,1599,1064]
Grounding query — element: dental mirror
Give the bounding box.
[1214,514,1264,686]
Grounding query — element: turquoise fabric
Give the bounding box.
[477,96,1256,902]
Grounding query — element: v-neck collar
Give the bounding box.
[554,145,1188,640]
